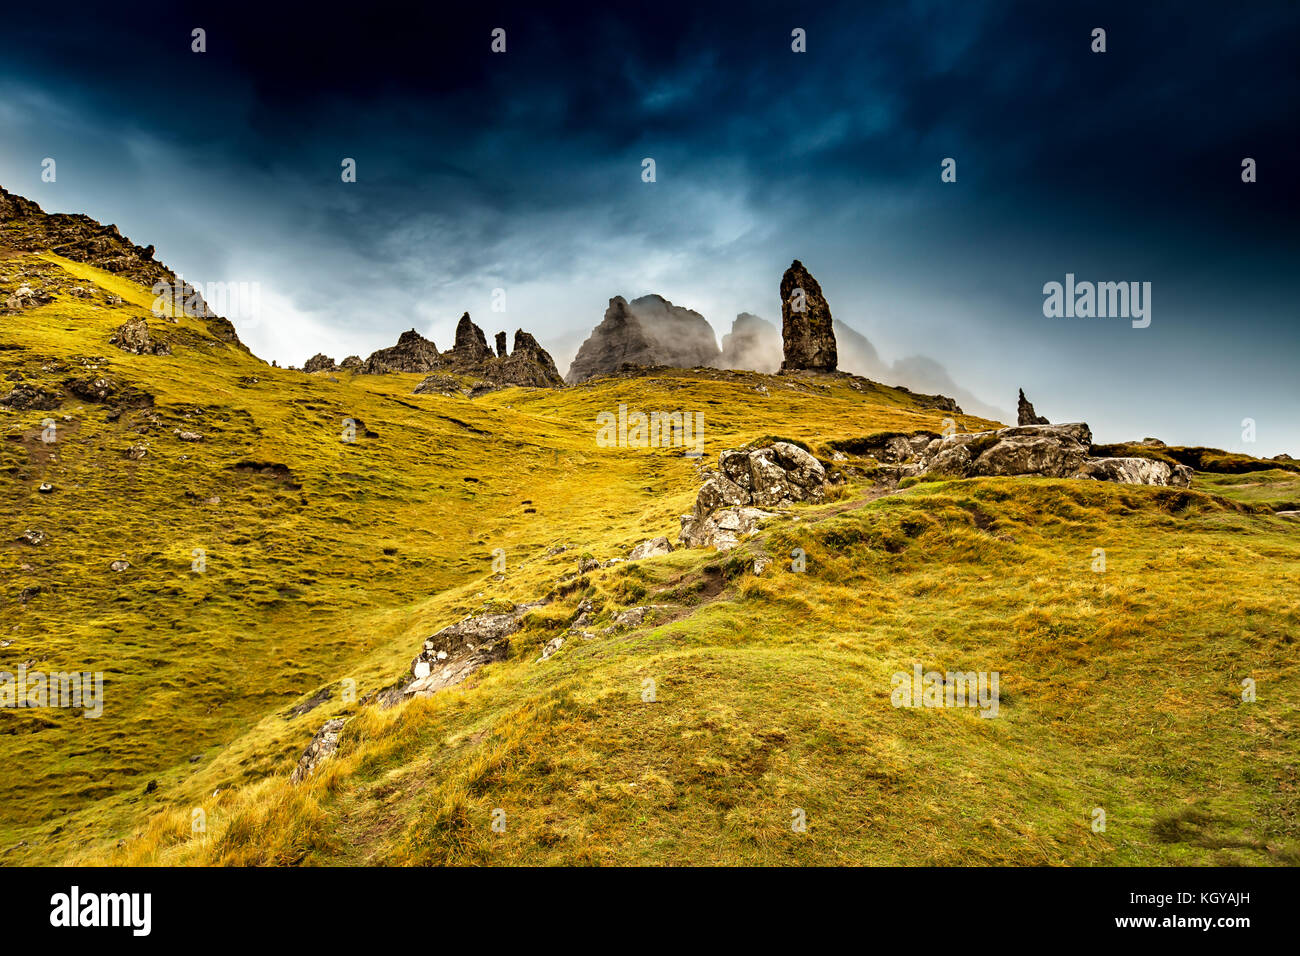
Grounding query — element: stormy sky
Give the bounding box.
[1,1,1296,454]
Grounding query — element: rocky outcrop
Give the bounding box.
[0,384,62,411]
[339,355,363,370]
[566,294,721,383]
[874,422,1194,487]
[110,316,170,356]
[290,717,346,784]
[449,313,495,364]
[1017,388,1049,426]
[628,536,673,561]
[362,329,443,374]
[0,185,244,349]
[482,329,564,388]
[375,602,547,708]
[680,442,828,549]
[780,260,837,372]
[715,312,781,372]
[303,353,336,373]
[363,316,563,390]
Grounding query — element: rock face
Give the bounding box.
[361,316,563,390]
[449,313,495,364]
[874,422,1194,487]
[680,442,828,549]
[489,330,564,387]
[715,312,781,372]
[110,317,171,356]
[290,717,346,784]
[303,353,336,373]
[375,602,546,708]
[780,260,837,372]
[628,536,673,561]
[1017,388,1050,426]
[566,294,721,383]
[361,329,443,374]
[0,185,244,349]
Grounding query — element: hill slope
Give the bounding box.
[2,201,1297,867]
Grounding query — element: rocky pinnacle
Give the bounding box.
[780,260,837,372]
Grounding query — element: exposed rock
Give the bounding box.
[537,636,564,661]
[3,284,54,314]
[680,442,827,549]
[125,443,148,460]
[303,353,336,373]
[1075,456,1194,487]
[566,294,720,384]
[0,384,61,411]
[873,422,1194,488]
[780,260,837,372]
[375,602,546,707]
[715,313,781,373]
[339,355,363,370]
[110,316,171,356]
[109,559,130,571]
[290,717,346,784]
[1017,388,1050,426]
[413,374,467,397]
[495,331,507,357]
[362,329,443,374]
[0,186,245,349]
[628,536,673,561]
[449,313,495,364]
[18,529,45,546]
[489,330,564,388]
[173,429,203,442]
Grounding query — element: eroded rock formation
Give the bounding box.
[566,294,720,383]
[110,316,170,356]
[874,422,1194,487]
[375,602,546,707]
[1017,388,1050,426]
[361,329,443,374]
[680,442,828,549]
[780,260,837,372]
[716,312,781,372]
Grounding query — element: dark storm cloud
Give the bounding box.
[1,1,1297,452]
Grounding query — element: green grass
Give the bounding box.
[2,251,1297,866]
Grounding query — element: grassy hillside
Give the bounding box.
[2,251,1297,866]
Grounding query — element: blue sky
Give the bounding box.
[1,1,1296,453]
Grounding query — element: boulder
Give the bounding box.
[779,260,837,372]
[680,443,827,549]
[110,316,170,356]
[628,537,673,561]
[869,421,1193,488]
[1075,456,1193,487]
[303,353,336,373]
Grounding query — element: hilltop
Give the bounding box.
[1,187,1297,866]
